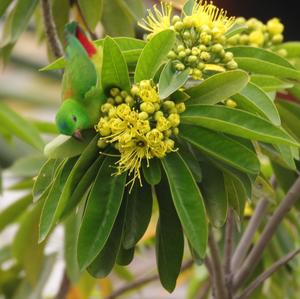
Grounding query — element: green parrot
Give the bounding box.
[55,22,104,139]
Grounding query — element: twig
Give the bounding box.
[233,175,300,290]
[208,228,228,299]
[104,259,193,299]
[224,209,234,298]
[231,198,269,272]
[41,0,64,58]
[235,248,300,299]
[197,280,211,299]
[55,271,70,299]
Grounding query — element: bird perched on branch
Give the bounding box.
[55,22,105,139]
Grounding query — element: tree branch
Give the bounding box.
[208,228,228,299]
[231,198,269,272]
[224,209,234,298]
[233,175,300,290]
[41,0,64,58]
[235,248,300,299]
[104,259,193,299]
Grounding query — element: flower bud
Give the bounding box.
[175,63,185,71]
[267,18,284,35]
[172,15,181,25]
[226,99,237,108]
[140,102,155,114]
[131,85,139,95]
[272,34,283,44]
[168,113,180,127]
[115,95,123,104]
[97,139,108,149]
[110,87,120,97]
[139,111,149,120]
[101,103,113,113]
[226,60,238,69]
[176,102,186,113]
[174,21,184,31]
[167,51,177,59]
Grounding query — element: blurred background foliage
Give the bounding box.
[0,0,300,299]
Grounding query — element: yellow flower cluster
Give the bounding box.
[227,17,285,48]
[139,1,237,80]
[96,81,185,189]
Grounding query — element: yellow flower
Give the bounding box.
[267,18,284,35]
[138,2,173,38]
[184,1,234,33]
[249,30,264,46]
[138,83,160,103]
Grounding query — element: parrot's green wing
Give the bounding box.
[63,32,97,101]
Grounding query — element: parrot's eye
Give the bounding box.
[72,115,77,122]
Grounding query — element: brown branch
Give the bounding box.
[235,248,300,299]
[231,198,269,272]
[41,0,64,58]
[104,259,193,299]
[233,175,300,290]
[55,271,70,299]
[224,209,234,298]
[208,228,228,299]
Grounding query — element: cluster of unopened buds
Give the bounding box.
[227,17,285,50]
[96,80,185,188]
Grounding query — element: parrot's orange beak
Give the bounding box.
[73,129,83,141]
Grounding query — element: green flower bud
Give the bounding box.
[173,127,179,135]
[172,15,181,25]
[175,63,185,71]
[125,96,134,106]
[179,51,187,58]
[174,21,184,31]
[223,51,234,62]
[188,55,198,63]
[167,51,177,59]
[183,31,191,39]
[115,95,123,104]
[97,139,108,149]
[154,111,164,121]
[168,113,180,127]
[226,60,238,69]
[272,34,283,44]
[185,48,191,55]
[139,111,149,120]
[163,100,176,110]
[101,103,113,113]
[120,91,128,98]
[276,48,288,57]
[176,102,186,113]
[140,102,155,114]
[200,51,211,61]
[107,97,115,104]
[192,47,200,56]
[177,45,185,52]
[198,62,205,70]
[131,85,139,95]
[211,43,223,53]
[110,87,120,97]
[226,99,237,108]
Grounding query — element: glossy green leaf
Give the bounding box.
[275,144,296,170]
[33,159,61,202]
[123,183,153,249]
[0,195,32,233]
[87,197,127,278]
[161,152,207,257]
[200,162,228,227]
[102,0,134,37]
[155,176,184,292]
[44,131,95,159]
[186,70,249,105]
[273,42,300,59]
[64,210,81,283]
[159,61,189,99]
[51,136,99,224]
[250,75,293,92]
[117,246,135,266]
[0,102,44,151]
[39,158,77,242]
[225,23,248,38]
[232,82,281,125]
[77,156,127,270]
[142,158,162,186]
[228,46,294,68]
[179,125,260,174]
[9,155,46,177]
[123,0,145,20]
[234,57,300,80]
[135,30,176,83]
[78,0,103,30]
[60,156,104,219]
[182,0,195,15]
[102,36,131,92]
[181,105,298,146]
[111,37,146,50]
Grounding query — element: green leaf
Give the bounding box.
[0,0,13,18]
[77,156,127,270]
[0,195,32,233]
[9,155,46,177]
[123,183,153,249]
[232,82,281,125]
[225,23,248,38]
[102,36,131,92]
[39,158,77,242]
[155,176,184,293]
[142,158,162,185]
[0,102,44,151]
[78,0,103,30]
[33,159,61,202]
[135,30,176,83]
[102,0,134,37]
[64,210,81,283]
[227,46,295,69]
[250,75,293,92]
[275,144,296,170]
[117,246,135,266]
[87,197,127,278]
[180,105,298,146]
[44,131,95,159]
[60,156,104,219]
[54,136,100,223]
[200,162,228,227]
[123,0,145,20]
[179,125,260,174]
[182,0,195,15]
[186,70,249,105]
[39,57,65,71]
[273,42,300,59]
[52,0,70,43]
[161,152,207,257]
[159,61,189,99]
[234,57,300,80]
[12,200,46,285]
[112,37,146,50]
